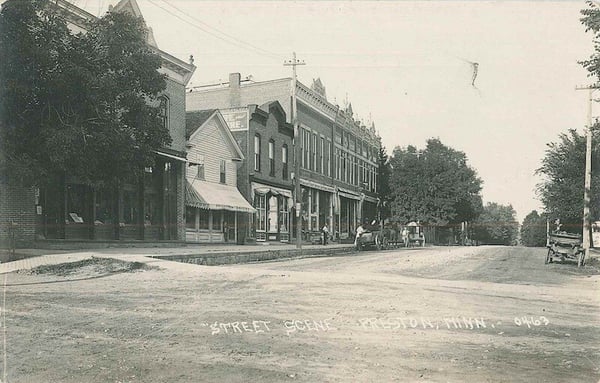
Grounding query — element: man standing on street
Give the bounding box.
[322,223,329,245]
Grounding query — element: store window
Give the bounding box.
[310,189,318,230]
[268,195,278,232]
[66,184,87,224]
[95,188,114,225]
[199,209,209,230]
[279,197,289,232]
[122,188,138,225]
[301,187,309,232]
[186,207,196,229]
[254,194,266,231]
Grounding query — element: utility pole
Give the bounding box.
[576,85,597,266]
[284,52,306,249]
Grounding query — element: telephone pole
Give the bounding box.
[284,52,305,249]
[575,85,597,266]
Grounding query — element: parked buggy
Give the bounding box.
[546,230,585,266]
[355,221,388,251]
[354,220,423,251]
[405,221,425,247]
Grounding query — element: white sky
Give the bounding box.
[70,1,596,221]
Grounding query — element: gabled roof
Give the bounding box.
[185,109,244,161]
[112,0,158,47]
[186,109,216,139]
[258,100,287,122]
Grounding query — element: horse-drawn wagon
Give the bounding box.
[354,221,424,251]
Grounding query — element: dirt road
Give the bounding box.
[3,246,600,382]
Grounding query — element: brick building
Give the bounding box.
[0,0,195,246]
[187,74,380,242]
[218,101,295,242]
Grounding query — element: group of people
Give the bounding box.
[319,219,373,246]
[320,219,412,247]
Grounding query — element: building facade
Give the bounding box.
[185,110,255,243]
[220,101,294,242]
[0,0,195,245]
[187,73,380,242]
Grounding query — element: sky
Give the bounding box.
[69,0,595,221]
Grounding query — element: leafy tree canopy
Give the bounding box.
[535,128,600,231]
[473,202,519,246]
[520,210,547,247]
[580,1,600,82]
[388,138,483,226]
[0,0,168,187]
[377,139,392,221]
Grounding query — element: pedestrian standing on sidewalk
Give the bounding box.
[322,223,329,245]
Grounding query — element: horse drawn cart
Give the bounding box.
[546,231,585,266]
[354,221,422,251]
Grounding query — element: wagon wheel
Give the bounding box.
[382,237,389,250]
[545,248,553,264]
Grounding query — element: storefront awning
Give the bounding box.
[185,179,255,213]
[300,179,335,193]
[154,150,187,162]
[363,195,379,203]
[251,182,293,199]
[338,190,361,200]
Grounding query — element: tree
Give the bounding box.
[388,138,483,227]
[473,202,519,245]
[580,1,600,82]
[535,129,600,232]
[376,140,392,222]
[520,210,547,247]
[0,0,168,188]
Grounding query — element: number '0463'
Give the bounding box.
[514,316,549,327]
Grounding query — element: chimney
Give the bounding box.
[229,73,241,107]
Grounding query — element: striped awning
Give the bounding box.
[185,179,255,213]
[251,182,293,199]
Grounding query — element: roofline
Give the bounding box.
[188,77,292,92]
[188,110,245,161]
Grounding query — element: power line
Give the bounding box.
[144,0,283,61]
[155,0,282,60]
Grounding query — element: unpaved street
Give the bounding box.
[3,246,600,382]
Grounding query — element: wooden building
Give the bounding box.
[185,110,255,243]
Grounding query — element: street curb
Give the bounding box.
[150,246,358,266]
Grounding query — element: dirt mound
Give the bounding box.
[21,257,157,277]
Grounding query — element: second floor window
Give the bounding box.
[196,154,205,180]
[269,140,274,176]
[282,145,288,180]
[319,137,324,174]
[254,134,261,172]
[220,160,226,184]
[311,133,317,171]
